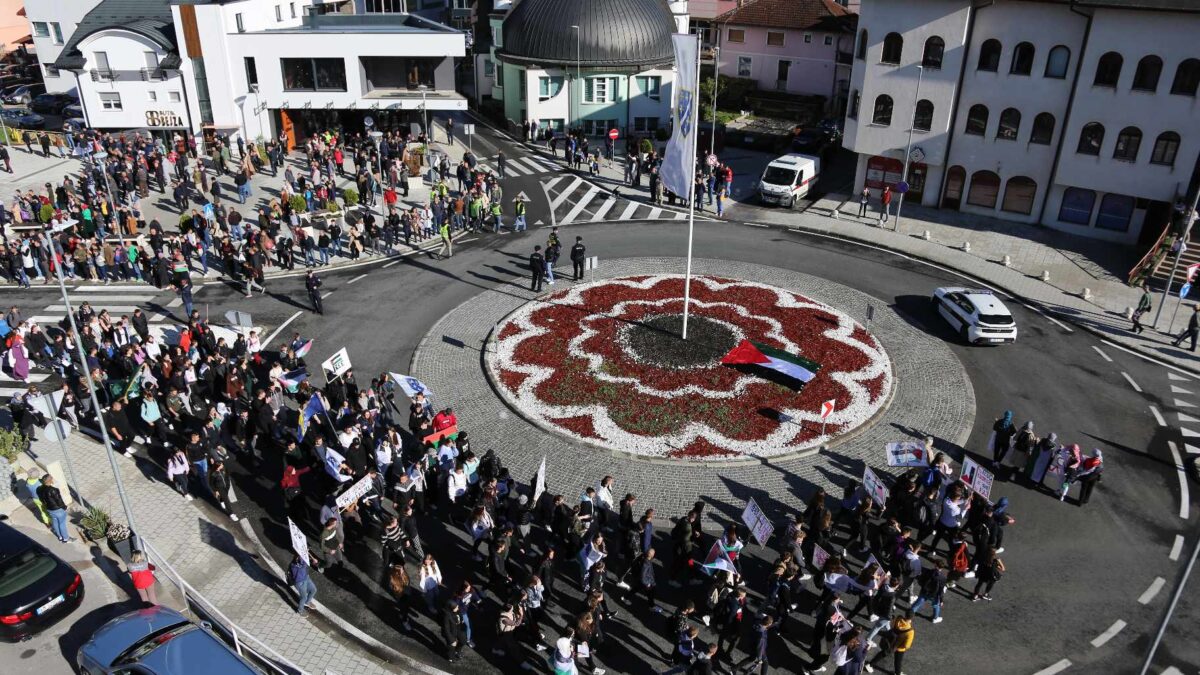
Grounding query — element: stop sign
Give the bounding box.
[608,129,619,140]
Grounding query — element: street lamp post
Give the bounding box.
[418,84,429,155]
[1153,188,1200,331]
[710,45,720,159]
[893,64,924,232]
[42,219,138,533]
[91,150,115,204]
[368,130,385,222]
[571,25,581,134]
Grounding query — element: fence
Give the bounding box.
[139,537,307,675]
[0,125,78,152]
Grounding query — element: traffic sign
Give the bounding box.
[363,115,375,129]
[820,399,836,419]
[706,153,719,167]
[1181,282,1192,299]
[895,180,910,194]
[608,128,619,140]
[463,123,476,135]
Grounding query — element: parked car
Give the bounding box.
[30,92,77,115]
[0,108,46,129]
[77,606,262,675]
[0,522,85,642]
[61,103,84,119]
[931,287,1018,344]
[757,153,821,209]
[2,83,45,105]
[790,127,835,155]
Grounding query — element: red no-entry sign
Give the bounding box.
[608,129,619,140]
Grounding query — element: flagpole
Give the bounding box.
[681,34,702,341]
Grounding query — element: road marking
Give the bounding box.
[647,207,663,220]
[1170,534,1184,561]
[1019,302,1074,332]
[561,186,600,224]
[459,237,479,243]
[1032,659,1072,675]
[322,291,334,298]
[1139,577,1166,604]
[1171,385,1193,395]
[383,259,403,268]
[1090,619,1126,648]
[1150,406,1167,426]
[166,297,183,308]
[73,285,153,292]
[1121,372,1143,392]
[591,198,617,222]
[499,160,526,176]
[1169,372,1188,381]
[50,305,142,314]
[674,211,687,220]
[1166,441,1191,520]
[747,222,770,227]
[1179,413,1199,424]
[1183,429,1200,438]
[1101,339,1200,380]
[1185,444,1200,454]
[1175,399,1195,408]
[1092,345,1114,362]
[263,310,302,346]
[57,295,158,303]
[549,177,584,209]
[542,175,566,191]
[1160,667,1183,675]
[618,202,640,221]
[347,273,368,285]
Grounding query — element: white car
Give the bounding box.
[931,287,1017,344]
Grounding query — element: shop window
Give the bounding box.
[1096,193,1135,231]
[1058,187,1095,225]
[1001,176,1037,214]
[966,170,1000,208]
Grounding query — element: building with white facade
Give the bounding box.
[30,0,466,148]
[843,0,1200,244]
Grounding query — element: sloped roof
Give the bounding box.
[54,0,178,71]
[716,0,850,31]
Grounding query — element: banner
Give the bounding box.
[424,424,459,447]
[300,393,327,435]
[959,456,994,500]
[389,372,434,401]
[862,466,889,506]
[885,441,930,467]
[812,543,831,570]
[288,517,310,563]
[740,497,775,547]
[660,33,700,199]
[336,473,375,509]
[322,347,352,380]
[532,455,547,505]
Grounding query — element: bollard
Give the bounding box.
[1124,306,1134,320]
[923,230,931,241]
[832,208,840,220]
[1002,255,1012,267]
[1082,287,1093,301]
[1041,270,1051,282]
[962,241,971,252]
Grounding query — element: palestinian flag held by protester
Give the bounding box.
[720,339,821,389]
[278,368,308,393]
[293,338,314,358]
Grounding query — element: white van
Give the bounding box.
[757,153,821,208]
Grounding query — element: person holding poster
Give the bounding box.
[1045,444,1082,496]
[929,484,969,554]
[1026,432,1059,485]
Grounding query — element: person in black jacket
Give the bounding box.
[107,399,137,457]
[570,236,586,280]
[733,614,773,675]
[716,586,748,661]
[37,475,71,543]
[208,461,238,522]
[529,245,545,292]
[305,270,323,314]
[441,599,464,663]
[1173,304,1200,351]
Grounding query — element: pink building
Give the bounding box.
[714,0,855,111]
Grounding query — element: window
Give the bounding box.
[728,29,745,44]
[32,22,49,38]
[1171,59,1200,96]
[148,91,157,102]
[824,35,833,46]
[1132,55,1162,91]
[766,32,784,47]
[1002,177,1037,214]
[737,56,752,77]
[244,57,258,88]
[1094,52,1122,87]
[1077,122,1104,155]
[1151,131,1180,166]
[913,99,933,131]
[1010,42,1034,76]
[1030,112,1055,145]
[848,90,860,119]
[634,117,660,133]
[965,104,988,135]
[484,59,494,77]
[1113,127,1142,161]
[881,32,903,65]
[169,91,181,102]
[997,108,1020,140]
[143,51,162,80]
[856,29,868,60]
[636,75,661,100]
[804,34,812,44]
[519,74,526,100]
[538,76,563,100]
[98,92,122,111]
[1059,187,1096,225]
[281,58,347,91]
[1045,45,1070,78]
[944,166,966,203]
[366,0,406,10]
[235,13,244,33]
[978,39,1001,72]
[290,2,296,18]
[583,77,615,104]
[922,36,944,69]
[872,94,893,125]
[966,170,1001,208]
[275,5,282,21]
[538,119,565,133]
[1096,193,1135,231]
[583,119,618,136]
[92,51,112,80]
[51,22,63,45]
[495,64,503,88]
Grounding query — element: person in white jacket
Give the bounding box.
[166,448,190,500]
[595,475,615,529]
[419,554,443,613]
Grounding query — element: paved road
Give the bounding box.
[137,213,1197,675]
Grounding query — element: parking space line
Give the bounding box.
[1032,659,1072,675]
[1138,577,1166,604]
[1090,619,1126,648]
[347,273,367,285]
[1166,441,1191,520]
[1150,405,1166,426]
[1092,345,1113,362]
[1121,372,1143,392]
[1170,534,1184,561]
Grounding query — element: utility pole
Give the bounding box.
[893,65,924,232]
[1154,186,1200,331]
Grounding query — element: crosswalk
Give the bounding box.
[1,285,180,398]
[476,154,562,179]
[1169,372,1200,457]
[541,174,719,227]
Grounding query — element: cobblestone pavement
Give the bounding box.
[413,256,975,521]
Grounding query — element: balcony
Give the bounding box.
[836,50,853,66]
[90,68,116,82]
[141,67,165,82]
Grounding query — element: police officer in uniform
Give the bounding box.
[306,270,324,314]
[529,245,546,292]
[571,236,586,281]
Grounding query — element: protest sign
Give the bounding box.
[959,456,994,500]
[885,441,930,467]
[740,498,775,547]
[533,456,547,504]
[862,466,890,506]
[288,518,310,563]
[812,543,831,570]
[322,347,352,380]
[335,473,374,509]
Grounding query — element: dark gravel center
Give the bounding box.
[622,314,740,369]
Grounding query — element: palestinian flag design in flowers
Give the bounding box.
[488,275,893,459]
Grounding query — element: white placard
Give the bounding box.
[885,441,930,467]
[959,456,994,500]
[532,455,547,505]
[740,497,775,548]
[322,347,352,380]
[335,473,374,509]
[288,517,310,563]
[812,543,830,570]
[862,466,889,506]
[585,256,599,271]
[463,124,476,135]
[225,310,254,328]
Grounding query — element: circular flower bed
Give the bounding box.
[487,275,893,459]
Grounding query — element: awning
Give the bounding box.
[13,34,32,45]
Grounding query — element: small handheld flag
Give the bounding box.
[293,338,314,358]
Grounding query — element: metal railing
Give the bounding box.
[140,67,165,81]
[1128,219,1175,285]
[90,69,117,82]
[139,538,306,675]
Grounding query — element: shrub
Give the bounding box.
[178,212,193,231]
[39,204,55,224]
[79,506,111,542]
[0,428,24,462]
[324,199,340,213]
[342,188,359,208]
[288,194,307,213]
[640,138,654,155]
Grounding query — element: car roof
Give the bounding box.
[136,624,261,675]
[83,606,192,667]
[0,523,37,562]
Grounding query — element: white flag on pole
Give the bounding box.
[661,33,700,199]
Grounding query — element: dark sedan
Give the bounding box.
[0,108,45,129]
[30,93,78,115]
[0,524,84,642]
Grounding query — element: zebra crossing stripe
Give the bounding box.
[618,202,640,221]
[62,295,159,303]
[0,371,50,384]
[673,211,686,220]
[562,186,601,224]
[550,177,584,209]
[500,160,528,176]
[510,157,544,174]
[591,198,618,221]
[647,207,663,220]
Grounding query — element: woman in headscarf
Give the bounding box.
[1071,450,1104,506]
[1026,432,1058,485]
[989,410,1016,470]
[1005,421,1037,480]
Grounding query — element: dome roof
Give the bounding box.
[499,0,678,69]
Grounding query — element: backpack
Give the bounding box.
[950,542,970,574]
